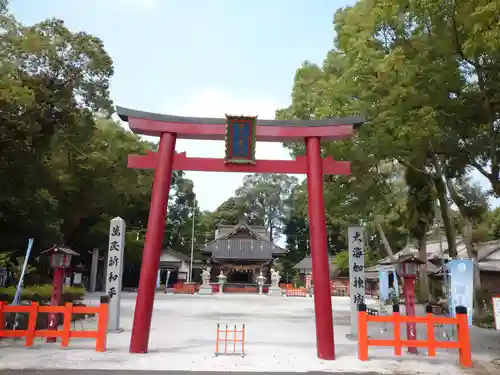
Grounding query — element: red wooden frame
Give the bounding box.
[128,151,351,175]
[358,306,472,367]
[0,300,109,351]
[117,106,361,141]
[215,324,245,356]
[117,106,363,361]
[285,288,308,297]
[126,117,354,141]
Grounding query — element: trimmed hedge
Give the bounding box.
[0,285,87,331]
[0,284,85,303]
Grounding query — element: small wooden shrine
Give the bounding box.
[201,219,287,283]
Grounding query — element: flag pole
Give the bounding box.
[189,199,196,283]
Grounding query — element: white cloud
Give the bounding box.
[158,88,303,212]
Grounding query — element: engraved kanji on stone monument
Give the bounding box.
[348,226,366,337]
[105,217,125,331]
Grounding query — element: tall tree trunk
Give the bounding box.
[376,221,405,288]
[444,178,482,291]
[432,157,458,258]
[434,178,457,257]
[376,222,397,261]
[417,234,430,302]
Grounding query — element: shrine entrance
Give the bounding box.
[117,106,363,360]
[227,270,251,284]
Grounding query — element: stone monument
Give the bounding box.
[268,268,281,296]
[198,266,212,295]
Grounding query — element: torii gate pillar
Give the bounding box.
[117,106,364,359]
[128,132,177,352]
[306,136,334,359]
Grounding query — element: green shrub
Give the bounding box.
[473,310,495,329]
[0,284,85,303]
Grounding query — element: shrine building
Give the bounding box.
[158,248,204,287]
[201,219,287,284]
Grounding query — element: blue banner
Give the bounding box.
[379,271,389,301]
[224,115,256,164]
[12,238,34,305]
[448,259,474,326]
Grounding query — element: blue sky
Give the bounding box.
[11,0,358,211]
[10,0,498,211]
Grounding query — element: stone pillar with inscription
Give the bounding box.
[105,217,126,332]
[347,226,366,339]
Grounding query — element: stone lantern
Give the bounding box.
[381,254,424,354]
[217,270,226,294]
[41,245,79,342]
[256,272,265,295]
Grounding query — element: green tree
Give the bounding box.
[0,3,115,256]
[235,174,299,241]
[489,207,500,240]
[405,165,436,301]
[163,171,198,254]
[0,2,160,288]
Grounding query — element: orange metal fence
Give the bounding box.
[0,296,109,351]
[173,283,196,294]
[280,284,294,289]
[357,303,472,367]
[285,288,307,297]
[215,324,245,356]
[225,286,257,293]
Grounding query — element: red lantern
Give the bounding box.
[41,245,79,343]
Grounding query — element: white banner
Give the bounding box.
[105,216,126,331]
[348,226,365,337]
[377,264,395,272]
[493,296,500,331]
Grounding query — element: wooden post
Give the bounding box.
[25,302,38,347]
[425,305,436,356]
[456,306,472,367]
[357,303,368,361]
[392,304,402,356]
[61,302,73,347]
[0,302,5,335]
[96,296,109,352]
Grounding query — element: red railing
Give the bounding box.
[215,324,245,356]
[173,283,196,294]
[224,286,258,293]
[0,297,109,351]
[285,288,307,297]
[357,303,472,367]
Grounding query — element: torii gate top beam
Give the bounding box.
[116,106,363,142]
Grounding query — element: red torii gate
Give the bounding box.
[117,106,364,360]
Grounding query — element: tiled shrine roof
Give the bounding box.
[202,222,286,261]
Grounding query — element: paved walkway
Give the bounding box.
[0,371,395,375]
